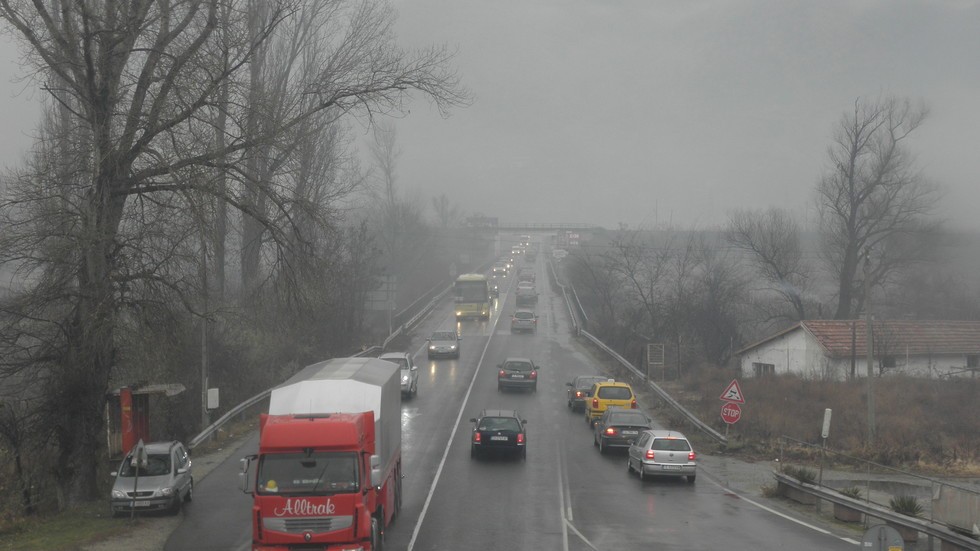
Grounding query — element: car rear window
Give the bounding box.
[479,417,521,431]
[514,312,534,319]
[609,412,649,425]
[651,438,692,452]
[597,386,632,399]
[505,361,533,372]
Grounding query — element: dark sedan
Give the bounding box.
[470,409,527,460]
[497,357,538,392]
[565,375,608,411]
[593,408,653,454]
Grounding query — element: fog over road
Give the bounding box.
[166,250,859,551]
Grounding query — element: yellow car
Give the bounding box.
[584,381,637,425]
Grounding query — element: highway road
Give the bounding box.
[165,247,859,551]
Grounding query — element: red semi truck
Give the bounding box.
[240,357,402,551]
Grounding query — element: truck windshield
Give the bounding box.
[256,452,359,495]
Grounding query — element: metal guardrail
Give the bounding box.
[188,346,380,450]
[548,258,727,445]
[189,258,496,449]
[774,471,980,550]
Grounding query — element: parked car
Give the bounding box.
[584,381,637,425]
[110,440,193,516]
[510,309,538,333]
[470,409,527,460]
[427,330,461,359]
[497,357,539,392]
[379,351,419,397]
[593,408,653,454]
[627,429,697,483]
[565,376,609,411]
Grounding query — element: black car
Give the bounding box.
[497,357,539,392]
[470,409,527,460]
[565,375,609,411]
[593,408,654,454]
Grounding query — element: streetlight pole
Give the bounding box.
[863,248,875,446]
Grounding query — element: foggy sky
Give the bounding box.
[1,1,978,231]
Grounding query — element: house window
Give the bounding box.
[968,355,979,368]
[752,362,775,377]
[881,356,896,369]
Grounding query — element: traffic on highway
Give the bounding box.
[160,236,860,551]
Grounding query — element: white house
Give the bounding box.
[736,320,980,380]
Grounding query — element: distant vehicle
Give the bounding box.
[565,375,609,411]
[497,357,539,392]
[454,273,491,320]
[593,409,653,454]
[516,282,537,306]
[110,440,193,516]
[517,268,535,283]
[519,235,531,246]
[584,381,637,425]
[379,351,419,397]
[470,409,527,460]
[510,309,538,334]
[427,330,461,359]
[627,430,697,483]
[491,263,508,276]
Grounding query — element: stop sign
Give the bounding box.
[721,402,742,424]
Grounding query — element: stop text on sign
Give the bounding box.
[720,402,742,425]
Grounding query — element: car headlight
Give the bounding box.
[160,487,175,497]
[429,345,436,350]
[449,345,457,350]
[111,489,127,499]
[401,375,409,383]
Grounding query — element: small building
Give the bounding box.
[736,320,980,380]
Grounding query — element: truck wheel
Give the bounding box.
[370,517,382,551]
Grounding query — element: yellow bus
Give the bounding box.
[454,274,491,320]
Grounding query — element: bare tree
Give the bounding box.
[727,208,810,321]
[816,96,939,319]
[0,0,466,506]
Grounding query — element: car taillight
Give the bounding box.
[517,433,525,444]
[630,399,637,409]
[499,370,506,377]
[529,371,537,379]
[575,391,583,398]
[605,427,617,436]
[474,432,481,443]
[592,398,599,409]
[688,451,696,461]
[645,449,655,460]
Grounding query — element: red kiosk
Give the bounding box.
[106,383,185,458]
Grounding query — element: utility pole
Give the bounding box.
[863,248,875,446]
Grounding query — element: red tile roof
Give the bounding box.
[802,320,980,358]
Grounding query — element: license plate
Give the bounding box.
[622,430,638,436]
[133,501,152,507]
[661,465,681,470]
[490,436,508,441]
[511,374,524,379]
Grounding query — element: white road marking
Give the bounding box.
[406,300,502,551]
[557,442,570,551]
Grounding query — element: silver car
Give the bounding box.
[110,440,193,516]
[427,330,461,359]
[627,430,697,483]
[380,351,419,398]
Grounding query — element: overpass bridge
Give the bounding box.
[464,218,603,233]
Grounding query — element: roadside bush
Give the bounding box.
[889,495,924,517]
